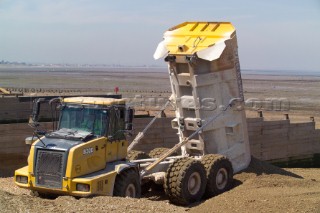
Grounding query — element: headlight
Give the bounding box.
[76,183,90,192]
[16,175,28,184]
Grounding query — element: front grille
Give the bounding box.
[35,149,65,189]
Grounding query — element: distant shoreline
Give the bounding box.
[242,69,320,77]
[0,65,319,76]
[1,66,320,83]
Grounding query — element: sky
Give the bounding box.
[0,0,319,71]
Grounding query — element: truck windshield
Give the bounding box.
[59,105,108,136]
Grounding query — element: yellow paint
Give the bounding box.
[70,171,117,196]
[63,97,125,105]
[117,140,128,160]
[106,140,128,162]
[66,137,128,178]
[66,137,107,178]
[14,166,29,188]
[14,136,128,196]
[163,22,235,55]
[105,140,118,162]
[28,145,36,175]
[15,165,118,196]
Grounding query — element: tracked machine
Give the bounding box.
[15,22,250,205]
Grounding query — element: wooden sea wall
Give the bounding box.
[0,117,319,175]
[247,118,320,162]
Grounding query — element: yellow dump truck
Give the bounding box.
[15,21,250,206]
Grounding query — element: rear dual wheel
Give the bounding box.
[164,155,233,205]
[201,154,233,198]
[164,158,207,206]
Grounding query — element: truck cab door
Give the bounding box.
[106,107,127,162]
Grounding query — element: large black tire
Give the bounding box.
[164,158,207,206]
[201,154,233,198]
[113,169,141,198]
[127,150,150,161]
[148,147,177,158]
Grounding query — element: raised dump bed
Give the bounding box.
[154,22,251,173]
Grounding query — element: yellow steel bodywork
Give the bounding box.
[15,165,118,197]
[67,137,108,177]
[15,137,129,196]
[162,22,235,55]
[66,137,128,178]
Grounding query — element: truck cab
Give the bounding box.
[15,97,139,198]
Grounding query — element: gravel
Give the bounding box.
[1,158,319,213]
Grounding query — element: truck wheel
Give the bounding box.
[164,158,207,206]
[201,154,233,198]
[113,169,141,198]
[127,150,150,161]
[148,147,177,158]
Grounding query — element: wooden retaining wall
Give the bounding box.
[0,117,319,175]
[247,118,320,162]
[0,98,51,123]
[0,96,173,123]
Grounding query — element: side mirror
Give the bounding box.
[125,108,134,131]
[31,98,46,123]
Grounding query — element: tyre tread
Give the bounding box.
[127,150,150,160]
[164,158,206,205]
[113,169,141,198]
[201,154,233,198]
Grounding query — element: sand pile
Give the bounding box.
[0,158,319,213]
[191,158,320,213]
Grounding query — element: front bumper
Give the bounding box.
[14,166,117,197]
